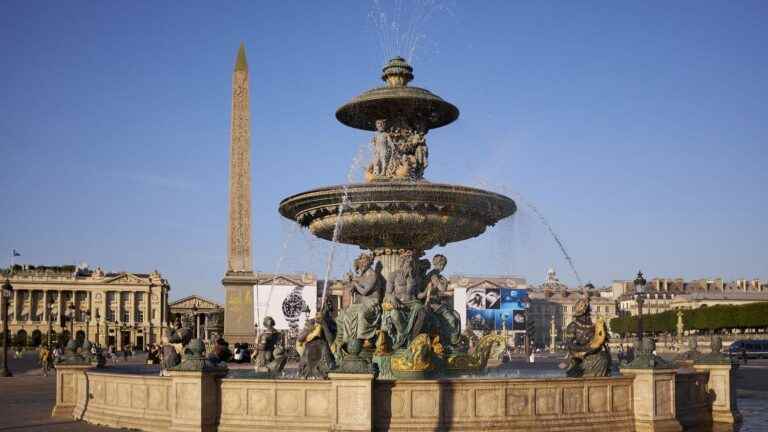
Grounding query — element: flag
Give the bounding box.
[12,249,20,257]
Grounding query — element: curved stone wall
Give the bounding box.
[76,371,172,432]
[218,378,333,431]
[54,365,735,432]
[374,376,635,431]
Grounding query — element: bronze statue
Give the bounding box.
[564,297,611,377]
[382,252,428,349]
[253,316,282,372]
[423,254,461,348]
[336,253,385,352]
[297,308,337,379]
[370,119,393,177]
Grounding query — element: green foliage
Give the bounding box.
[609,302,768,336]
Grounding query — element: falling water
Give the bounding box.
[517,198,584,287]
[474,179,584,286]
[258,221,301,327]
[318,143,369,311]
[368,0,451,63]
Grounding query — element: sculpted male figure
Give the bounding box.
[382,253,429,349]
[370,119,393,176]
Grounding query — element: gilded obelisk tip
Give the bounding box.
[235,42,248,72]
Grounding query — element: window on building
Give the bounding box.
[136,310,144,323]
[122,310,130,323]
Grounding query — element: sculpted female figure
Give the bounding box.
[423,255,461,347]
[337,253,385,350]
[253,316,281,371]
[564,297,611,377]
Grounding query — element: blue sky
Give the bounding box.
[1,1,766,302]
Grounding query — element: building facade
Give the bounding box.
[528,269,618,349]
[169,295,224,342]
[1,265,170,349]
[616,276,768,316]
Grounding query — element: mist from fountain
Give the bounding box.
[369,0,451,63]
[318,142,369,311]
[472,179,584,286]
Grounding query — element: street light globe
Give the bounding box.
[634,271,647,295]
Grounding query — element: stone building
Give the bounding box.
[0,264,170,349]
[168,295,223,341]
[616,276,768,316]
[528,269,618,349]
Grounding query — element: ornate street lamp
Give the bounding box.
[45,303,53,349]
[83,311,91,343]
[95,310,101,347]
[633,271,647,341]
[66,302,76,342]
[192,305,199,339]
[1,278,14,377]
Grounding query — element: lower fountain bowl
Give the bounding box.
[278,181,517,251]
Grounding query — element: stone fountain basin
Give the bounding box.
[278,181,516,251]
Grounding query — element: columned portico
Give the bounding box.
[0,265,171,349]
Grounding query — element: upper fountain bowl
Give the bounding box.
[278,181,516,251]
[335,57,459,131]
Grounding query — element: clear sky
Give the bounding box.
[1,1,766,302]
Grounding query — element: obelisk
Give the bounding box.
[223,43,256,344]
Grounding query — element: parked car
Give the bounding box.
[727,340,768,360]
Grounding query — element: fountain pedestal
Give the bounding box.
[693,363,741,425]
[167,369,228,432]
[51,363,92,418]
[329,373,375,431]
[620,366,683,432]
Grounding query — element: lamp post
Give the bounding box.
[1,279,13,377]
[84,311,91,343]
[45,303,52,349]
[192,305,199,339]
[633,271,647,342]
[95,311,100,347]
[66,302,76,342]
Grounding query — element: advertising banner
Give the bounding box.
[465,287,529,331]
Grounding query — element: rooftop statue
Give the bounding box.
[564,297,612,377]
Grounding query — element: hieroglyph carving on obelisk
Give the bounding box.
[227,43,253,273]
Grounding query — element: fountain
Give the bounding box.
[279,57,516,378]
[51,54,740,432]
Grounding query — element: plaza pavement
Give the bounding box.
[0,351,766,431]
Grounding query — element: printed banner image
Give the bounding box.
[466,287,486,310]
[464,286,530,331]
[467,308,495,331]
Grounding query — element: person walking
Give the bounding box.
[39,346,52,376]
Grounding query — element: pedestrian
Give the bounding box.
[52,345,62,362]
[39,346,51,376]
[122,347,129,362]
[741,347,748,365]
